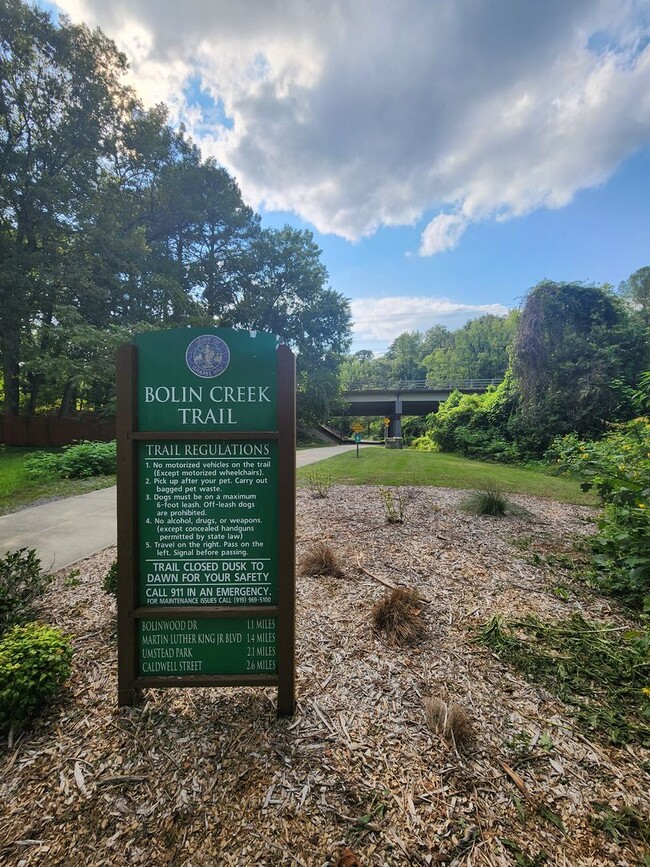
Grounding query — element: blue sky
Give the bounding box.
[44,1,650,353]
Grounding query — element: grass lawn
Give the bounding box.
[297,446,594,504]
[0,446,116,515]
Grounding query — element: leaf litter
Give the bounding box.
[1,484,648,866]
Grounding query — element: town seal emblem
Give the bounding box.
[185,335,230,378]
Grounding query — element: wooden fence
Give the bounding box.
[0,415,116,447]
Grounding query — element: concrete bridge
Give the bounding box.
[342,379,500,437]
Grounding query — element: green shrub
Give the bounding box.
[426,380,522,463]
[306,468,332,498]
[410,435,438,452]
[103,560,118,596]
[548,417,650,612]
[58,440,116,478]
[24,440,116,480]
[0,548,50,635]
[379,487,407,523]
[20,450,62,479]
[0,622,73,732]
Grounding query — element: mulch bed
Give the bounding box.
[1,485,648,866]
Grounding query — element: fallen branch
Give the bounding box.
[357,560,432,603]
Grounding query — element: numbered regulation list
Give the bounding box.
[138,440,279,608]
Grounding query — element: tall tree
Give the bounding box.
[384,331,427,381]
[0,0,136,413]
[228,226,352,423]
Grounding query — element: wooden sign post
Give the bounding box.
[116,328,296,715]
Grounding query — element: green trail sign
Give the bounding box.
[116,328,295,714]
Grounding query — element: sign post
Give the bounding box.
[116,328,295,715]
[351,422,363,458]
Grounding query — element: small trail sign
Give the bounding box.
[116,328,296,715]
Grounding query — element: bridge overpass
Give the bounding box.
[342,379,499,437]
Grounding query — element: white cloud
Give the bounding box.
[350,296,510,346]
[52,0,650,251]
[419,214,469,255]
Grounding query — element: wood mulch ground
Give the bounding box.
[1,485,648,866]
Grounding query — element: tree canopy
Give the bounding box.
[0,0,351,422]
[338,315,514,390]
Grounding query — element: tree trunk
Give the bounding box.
[59,381,77,417]
[2,354,20,415]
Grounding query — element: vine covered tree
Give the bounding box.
[510,281,648,452]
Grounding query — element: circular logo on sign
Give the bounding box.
[185,335,230,378]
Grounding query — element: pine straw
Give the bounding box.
[1,485,649,866]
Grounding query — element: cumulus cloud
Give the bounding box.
[53,0,650,251]
[350,296,510,347]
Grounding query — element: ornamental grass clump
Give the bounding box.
[0,622,73,733]
[372,587,426,645]
[461,486,511,517]
[425,697,475,749]
[299,542,345,579]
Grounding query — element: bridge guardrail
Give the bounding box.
[343,378,501,392]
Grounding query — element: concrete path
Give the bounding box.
[0,444,361,572]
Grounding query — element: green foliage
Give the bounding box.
[478,614,650,746]
[619,266,650,329]
[24,441,116,480]
[339,315,515,391]
[424,311,518,383]
[411,434,439,452]
[548,417,650,612]
[414,280,649,464]
[591,802,650,848]
[103,560,118,596]
[427,379,522,462]
[57,441,116,479]
[0,548,50,635]
[0,622,73,732]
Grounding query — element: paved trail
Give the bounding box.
[0,444,362,572]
